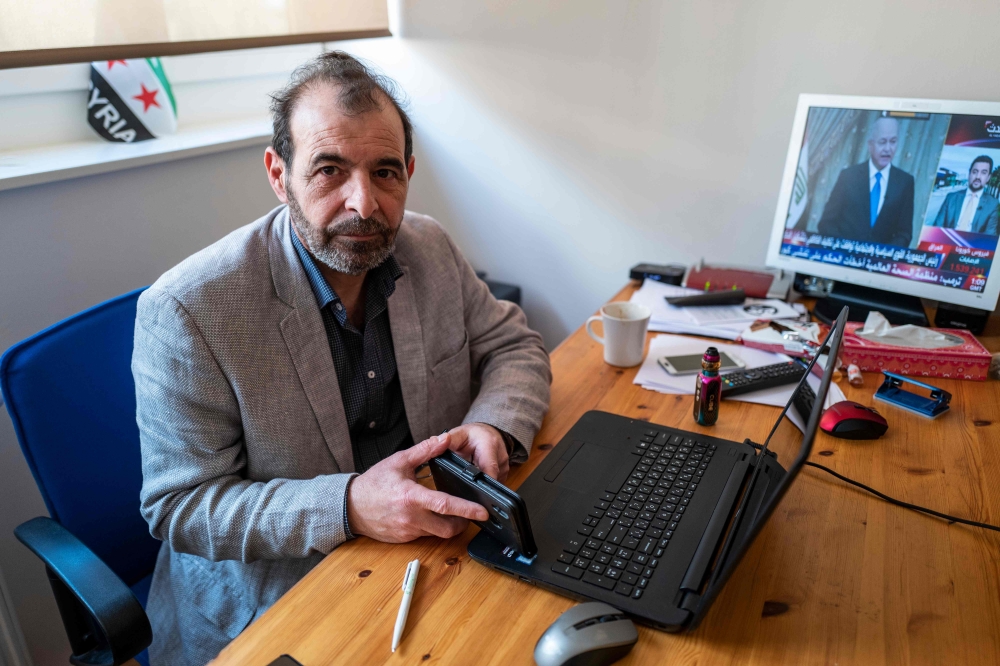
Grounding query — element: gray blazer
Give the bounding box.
[930,189,1000,235]
[133,206,551,665]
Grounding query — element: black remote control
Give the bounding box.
[665,288,746,307]
[719,361,806,397]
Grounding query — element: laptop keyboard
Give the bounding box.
[551,431,717,600]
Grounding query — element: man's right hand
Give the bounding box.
[346,432,490,542]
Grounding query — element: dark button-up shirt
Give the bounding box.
[290,231,412,476]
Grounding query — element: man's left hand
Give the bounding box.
[446,423,510,482]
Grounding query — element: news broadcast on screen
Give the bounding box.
[776,99,1000,302]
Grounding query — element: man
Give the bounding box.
[132,52,551,665]
[929,155,999,235]
[817,116,916,247]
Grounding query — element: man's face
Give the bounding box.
[969,161,992,192]
[268,83,414,275]
[868,118,899,170]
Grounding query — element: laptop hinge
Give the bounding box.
[678,453,750,593]
[743,438,775,458]
[679,590,701,614]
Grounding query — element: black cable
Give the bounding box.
[804,460,1000,533]
[744,439,1000,533]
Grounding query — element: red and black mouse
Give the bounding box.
[819,401,888,440]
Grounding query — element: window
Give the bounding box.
[0,0,389,68]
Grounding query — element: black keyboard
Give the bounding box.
[551,431,717,600]
[792,381,816,421]
[719,361,805,397]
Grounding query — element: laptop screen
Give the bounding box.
[692,305,849,621]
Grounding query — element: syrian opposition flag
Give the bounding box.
[87,58,177,143]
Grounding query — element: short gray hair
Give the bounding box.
[867,115,898,142]
[269,51,413,168]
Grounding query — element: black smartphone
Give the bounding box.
[267,656,304,666]
[428,450,537,557]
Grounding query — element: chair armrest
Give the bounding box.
[14,516,152,666]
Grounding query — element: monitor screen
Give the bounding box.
[765,95,1000,311]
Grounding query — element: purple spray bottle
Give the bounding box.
[693,347,721,426]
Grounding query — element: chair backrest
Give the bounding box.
[0,288,160,587]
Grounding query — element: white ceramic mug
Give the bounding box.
[586,302,651,367]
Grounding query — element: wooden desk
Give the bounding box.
[213,283,1000,666]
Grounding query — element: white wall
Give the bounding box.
[3,0,1000,662]
[342,0,1000,347]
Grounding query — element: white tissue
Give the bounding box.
[854,311,964,349]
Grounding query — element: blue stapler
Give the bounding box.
[874,372,951,419]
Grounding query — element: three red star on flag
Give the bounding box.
[133,84,161,113]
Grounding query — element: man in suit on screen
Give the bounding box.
[929,155,999,235]
[817,116,916,247]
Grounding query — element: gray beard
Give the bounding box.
[286,188,398,276]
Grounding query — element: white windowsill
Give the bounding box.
[0,118,272,192]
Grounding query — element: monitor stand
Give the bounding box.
[811,281,929,326]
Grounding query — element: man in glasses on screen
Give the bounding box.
[928,155,999,236]
[817,115,916,248]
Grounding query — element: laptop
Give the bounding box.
[468,306,848,631]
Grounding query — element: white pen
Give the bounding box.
[391,559,420,653]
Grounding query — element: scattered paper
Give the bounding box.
[634,335,791,397]
[684,298,801,327]
[629,279,800,340]
[739,320,822,356]
[629,281,749,339]
[634,334,846,433]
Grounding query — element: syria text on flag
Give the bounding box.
[87,58,177,143]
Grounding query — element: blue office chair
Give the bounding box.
[0,287,158,666]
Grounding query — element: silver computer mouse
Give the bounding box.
[534,601,638,666]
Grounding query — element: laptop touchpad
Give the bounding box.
[552,442,621,493]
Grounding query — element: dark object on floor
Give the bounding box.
[476,271,522,305]
[487,280,521,305]
[819,401,888,439]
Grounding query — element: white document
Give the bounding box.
[629,281,745,339]
[628,280,699,326]
[629,279,799,340]
[647,320,746,341]
[634,334,846,433]
[634,335,790,394]
[684,299,801,327]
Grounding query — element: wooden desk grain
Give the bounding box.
[212,284,1000,666]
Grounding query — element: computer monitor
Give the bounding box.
[765,94,1000,320]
